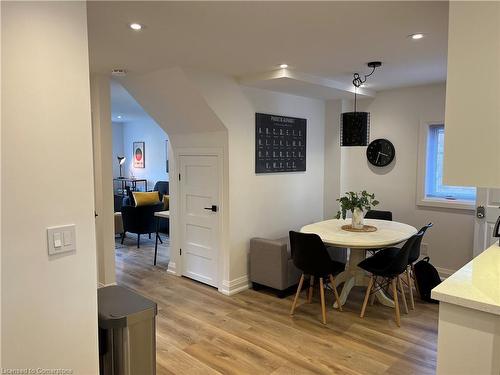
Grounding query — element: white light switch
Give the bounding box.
[63,230,72,246]
[53,232,62,248]
[47,225,76,255]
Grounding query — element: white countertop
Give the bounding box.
[300,218,417,249]
[432,242,500,315]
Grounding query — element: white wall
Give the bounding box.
[2,2,98,372]
[91,74,116,287]
[120,68,326,291]
[336,84,474,273]
[238,86,326,270]
[324,99,342,219]
[185,69,326,282]
[112,122,124,178]
[117,119,169,188]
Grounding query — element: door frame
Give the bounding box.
[473,187,500,257]
[170,147,225,291]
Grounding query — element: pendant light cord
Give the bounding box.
[354,88,357,113]
[351,62,381,113]
[352,65,377,88]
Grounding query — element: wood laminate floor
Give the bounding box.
[115,238,439,375]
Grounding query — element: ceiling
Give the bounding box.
[111,79,153,123]
[89,1,448,94]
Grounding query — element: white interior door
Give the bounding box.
[473,187,500,256]
[179,155,220,287]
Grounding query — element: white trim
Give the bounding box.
[167,261,177,275]
[416,120,475,211]
[237,69,376,98]
[418,198,475,211]
[219,275,250,296]
[436,266,457,280]
[98,282,117,288]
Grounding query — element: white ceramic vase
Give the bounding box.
[352,207,364,229]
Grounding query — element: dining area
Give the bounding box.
[282,191,434,327]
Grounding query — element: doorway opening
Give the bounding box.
[110,80,172,273]
[103,79,225,291]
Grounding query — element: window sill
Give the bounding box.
[417,198,475,211]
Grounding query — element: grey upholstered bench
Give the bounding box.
[250,236,348,298]
[249,237,302,298]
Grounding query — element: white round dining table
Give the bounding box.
[300,218,417,308]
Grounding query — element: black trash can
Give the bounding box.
[98,285,157,375]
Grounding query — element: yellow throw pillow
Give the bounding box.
[162,195,170,210]
[133,191,160,206]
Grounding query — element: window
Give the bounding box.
[423,124,476,203]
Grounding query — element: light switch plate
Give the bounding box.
[47,224,76,255]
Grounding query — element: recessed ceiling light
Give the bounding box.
[117,115,122,119]
[129,23,142,31]
[280,64,288,69]
[410,33,424,40]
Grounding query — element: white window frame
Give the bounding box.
[416,121,475,211]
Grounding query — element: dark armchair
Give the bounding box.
[121,202,164,248]
[154,181,169,200]
[121,181,170,236]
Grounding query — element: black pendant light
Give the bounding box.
[341,61,382,146]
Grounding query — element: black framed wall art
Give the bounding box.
[133,141,145,168]
[255,113,307,173]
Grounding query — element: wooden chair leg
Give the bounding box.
[328,274,342,312]
[391,278,401,327]
[120,232,125,244]
[319,278,326,325]
[406,267,415,310]
[360,276,373,318]
[308,276,315,303]
[369,276,376,306]
[398,276,409,314]
[290,274,305,316]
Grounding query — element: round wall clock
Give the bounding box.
[366,138,395,167]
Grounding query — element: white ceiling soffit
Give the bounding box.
[238,69,376,99]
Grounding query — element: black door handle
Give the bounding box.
[204,205,218,212]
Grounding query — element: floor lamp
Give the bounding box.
[117,156,126,179]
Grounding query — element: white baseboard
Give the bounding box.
[417,255,456,280]
[98,281,117,288]
[167,261,178,275]
[219,275,250,296]
[435,267,456,280]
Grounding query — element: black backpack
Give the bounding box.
[413,257,441,303]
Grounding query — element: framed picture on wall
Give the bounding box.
[255,113,307,173]
[133,141,145,168]
[165,140,169,173]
